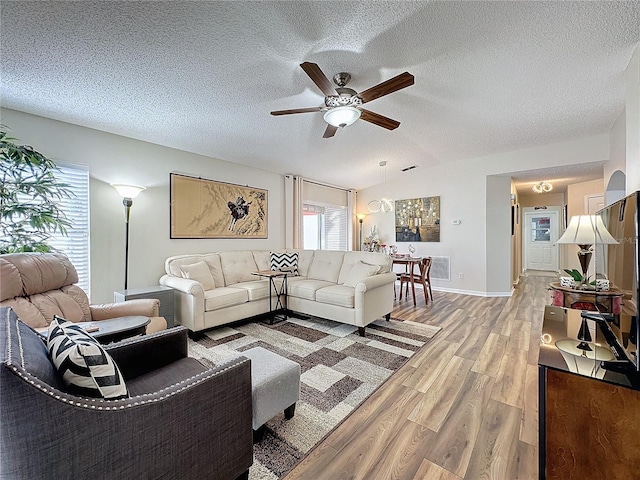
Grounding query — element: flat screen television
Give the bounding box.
[595,191,640,373]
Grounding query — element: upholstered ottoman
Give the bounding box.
[242,346,301,442]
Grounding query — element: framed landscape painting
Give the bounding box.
[170,173,268,239]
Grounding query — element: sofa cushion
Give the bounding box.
[180,261,215,290]
[291,250,314,277]
[47,316,129,400]
[0,308,63,390]
[288,279,336,301]
[315,285,355,308]
[252,251,272,271]
[307,251,345,283]
[204,287,249,311]
[0,252,78,300]
[219,251,259,285]
[342,261,381,287]
[229,280,270,301]
[337,252,392,284]
[270,251,299,276]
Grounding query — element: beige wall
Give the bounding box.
[518,192,565,209]
[358,135,610,296]
[566,179,604,218]
[2,108,286,303]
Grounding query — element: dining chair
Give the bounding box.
[399,257,433,306]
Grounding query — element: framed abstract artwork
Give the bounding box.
[395,196,440,242]
[170,173,267,239]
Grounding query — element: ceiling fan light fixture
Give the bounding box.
[323,106,361,128]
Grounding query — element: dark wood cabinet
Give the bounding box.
[539,306,640,479]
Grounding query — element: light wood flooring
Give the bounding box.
[284,272,552,480]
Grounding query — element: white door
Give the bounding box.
[525,211,559,271]
[585,194,604,214]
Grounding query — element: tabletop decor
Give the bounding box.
[170,173,267,239]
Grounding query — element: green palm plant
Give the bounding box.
[0,127,74,253]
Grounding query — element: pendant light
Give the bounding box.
[368,161,393,213]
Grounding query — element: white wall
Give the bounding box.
[626,44,640,193]
[357,135,610,295]
[1,109,286,303]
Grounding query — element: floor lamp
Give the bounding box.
[111,184,146,290]
[356,213,366,251]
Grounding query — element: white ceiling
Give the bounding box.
[1,1,638,190]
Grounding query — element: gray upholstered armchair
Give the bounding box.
[0,307,253,480]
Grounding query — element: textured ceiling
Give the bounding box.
[1,1,639,190]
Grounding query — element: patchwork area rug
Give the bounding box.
[188,316,441,480]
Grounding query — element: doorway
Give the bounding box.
[524,209,559,271]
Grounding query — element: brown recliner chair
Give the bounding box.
[0,252,166,333]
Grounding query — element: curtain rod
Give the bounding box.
[286,175,353,192]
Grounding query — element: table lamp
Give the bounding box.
[556,215,618,289]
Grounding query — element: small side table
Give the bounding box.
[114,285,175,328]
[37,316,150,344]
[251,270,288,325]
[549,282,623,313]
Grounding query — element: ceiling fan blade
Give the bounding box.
[270,107,322,116]
[358,72,414,104]
[323,124,338,138]
[359,108,401,130]
[300,62,337,96]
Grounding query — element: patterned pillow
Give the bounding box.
[46,316,129,400]
[270,252,299,276]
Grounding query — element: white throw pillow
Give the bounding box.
[180,261,215,290]
[342,261,381,287]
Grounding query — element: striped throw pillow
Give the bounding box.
[270,252,299,276]
[47,316,129,400]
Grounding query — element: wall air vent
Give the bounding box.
[401,165,417,172]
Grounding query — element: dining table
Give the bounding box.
[391,255,424,306]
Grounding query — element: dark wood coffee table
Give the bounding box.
[38,316,150,344]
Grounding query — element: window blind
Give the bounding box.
[303,202,347,251]
[48,165,90,295]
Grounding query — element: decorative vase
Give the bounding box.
[560,277,576,288]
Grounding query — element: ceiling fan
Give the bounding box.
[271,62,414,138]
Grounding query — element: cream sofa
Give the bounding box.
[159,250,396,335]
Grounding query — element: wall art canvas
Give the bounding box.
[395,196,440,242]
[170,173,267,239]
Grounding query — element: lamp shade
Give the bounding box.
[556,215,618,245]
[111,184,146,199]
[323,106,361,128]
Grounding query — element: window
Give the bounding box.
[49,165,90,294]
[303,203,347,251]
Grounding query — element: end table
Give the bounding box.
[114,285,175,327]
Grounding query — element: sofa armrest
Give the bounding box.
[1,356,253,480]
[160,274,205,331]
[90,298,160,320]
[355,272,398,292]
[105,326,188,380]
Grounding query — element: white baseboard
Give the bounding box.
[432,286,514,297]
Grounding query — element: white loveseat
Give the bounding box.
[159,250,396,336]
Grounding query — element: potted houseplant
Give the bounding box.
[562,269,596,290]
[0,127,73,253]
